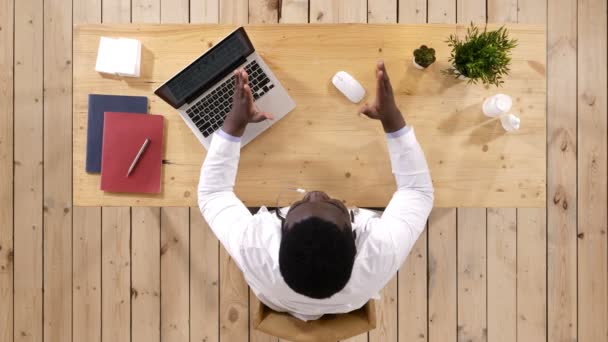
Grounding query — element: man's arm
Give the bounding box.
[198,69,274,268]
[359,61,434,272]
[198,130,251,268]
[378,126,433,265]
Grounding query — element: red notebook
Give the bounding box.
[101,112,164,194]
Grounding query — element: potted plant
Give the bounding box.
[413,45,436,69]
[444,23,517,86]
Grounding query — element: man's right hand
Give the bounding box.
[222,69,274,137]
[359,60,406,133]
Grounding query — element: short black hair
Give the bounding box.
[279,217,356,299]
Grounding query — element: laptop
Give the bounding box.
[154,27,295,149]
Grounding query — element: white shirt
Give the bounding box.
[198,126,434,321]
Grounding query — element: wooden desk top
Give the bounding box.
[73,24,546,207]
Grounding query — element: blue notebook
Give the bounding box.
[86,94,148,173]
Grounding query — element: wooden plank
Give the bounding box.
[516,3,547,342]
[247,11,279,342]
[188,7,220,342]
[73,24,547,208]
[518,0,546,25]
[577,0,608,340]
[546,0,578,339]
[100,2,131,341]
[248,0,277,177]
[309,0,337,23]
[398,232,427,342]
[367,1,398,339]
[425,3,454,342]
[309,0,367,23]
[74,0,101,22]
[516,208,546,341]
[217,3,249,342]
[280,0,308,23]
[160,208,190,342]
[338,0,367,23]
[487,0,517,23]
[456,0,485,23]
[43,0,73,339]
[396,2,427,340]
[457,209,486,342]
[219,247,249,342]
[190,209,219,342]
[102,0,130,23]
[190,0,219,23]
[133,0,160,22]
[427,0,455,23]
[273,2,308,340]
[249,0,278,23]
[131,208,160,342]
[0,0,14,340]
[368,0,396,23]
[14,0,44,340]
[101,208,131,342]
[73,2,101,342]
[73,207,102,342]
[398,0,426,23]
[489,10,521,336]
[339,3,369,341]
[159,3,190,342]
[486,208,516,342]
[427,209,457,342]
[220,0,247,24]
[161,0,189,23]
[456,4,488,342]
[130,2,161,341]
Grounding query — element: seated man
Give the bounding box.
[198,60,433,321]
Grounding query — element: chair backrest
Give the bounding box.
[253,300,377,342]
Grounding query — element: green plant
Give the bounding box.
[413,45,436,68]
[444,23,517,86]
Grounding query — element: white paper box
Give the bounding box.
[95,37,141,78]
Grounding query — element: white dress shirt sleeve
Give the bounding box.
[365,126,434,280]
[197,131,251,268]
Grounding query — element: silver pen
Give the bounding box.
[127,138,151,177]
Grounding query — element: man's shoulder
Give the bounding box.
[237,209,282,275]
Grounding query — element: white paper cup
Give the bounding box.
[500,114,521,132]
[483,94,513,117]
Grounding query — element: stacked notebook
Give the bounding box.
[86,94,164,194]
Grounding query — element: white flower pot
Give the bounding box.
[451,67,469,80]
[413,59,426,70]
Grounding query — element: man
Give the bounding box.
[198,60,433,321]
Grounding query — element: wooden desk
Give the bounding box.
[73,24,546,207]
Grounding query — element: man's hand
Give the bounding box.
[359,60,406,133]
[222,69,274,137]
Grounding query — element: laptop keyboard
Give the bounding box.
[185,60,275,138]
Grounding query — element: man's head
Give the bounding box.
[279,191,357,299]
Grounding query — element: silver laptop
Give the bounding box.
[154,27,295,149]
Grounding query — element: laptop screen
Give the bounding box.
[155,27,255,109]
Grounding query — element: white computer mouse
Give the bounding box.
[332,71,366,103]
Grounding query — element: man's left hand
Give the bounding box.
[222,69,274,137]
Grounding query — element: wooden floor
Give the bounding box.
[0,0,606,341]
